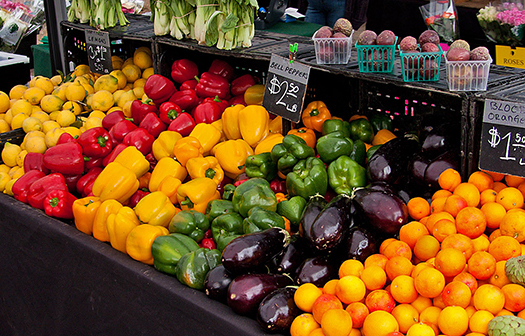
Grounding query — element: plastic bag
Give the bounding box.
[420,0,459,44]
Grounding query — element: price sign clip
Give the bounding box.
[289,43,298,64]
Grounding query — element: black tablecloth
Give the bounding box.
[0,194,282,336]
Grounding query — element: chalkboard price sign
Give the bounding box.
[479,98,525,177]
[85,30,112,75]
[262,54,310,123]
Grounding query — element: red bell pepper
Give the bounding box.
[110,119,137,143]
[144,74,177,105]
[57,132,77,145]
[169,89,199,111]
[122,128,154,156]
[230,74,256,97]
[208,59,235,82]
[76,167,103,197]
[138,112,166,138]
[228,95,246,107]
[12,170,46,203]
[78,127,113,158]
[180,79,198,91]
[193,99,222,124]
[27,173,68,210]
[200,238,217,250]
[195,72,230,100]
[167,112,196,137]
[127,188,150,208]
[23,152,49,174]
[84,156,104,171]
[171,59,199,84]
[270,178,287,194]
[146,153,158,171]
[102,144,128,166]
[64,174,82,194]
[102,110,127,131]
[44,189,77,219]
[131,99,158,126]
[204,96,228,113]
[43,142,85,176]
[159,101,182,125]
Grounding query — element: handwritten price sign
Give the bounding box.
[479,99,525,177]
[85,30,112,75]
[262,54,310,123]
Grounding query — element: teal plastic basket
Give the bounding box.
[399,44,443,82]
[355,37,398,73]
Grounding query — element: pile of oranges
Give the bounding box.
[290,169,525,336]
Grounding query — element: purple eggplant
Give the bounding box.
[294,255,337,287]
[420,122,460,157]
[204,265,235,303]
[408,153,431,186]
[257,287,301,333]
[336,225,379,262]
[222,227,290,275]
[298,195,327,240]
[270,234,312,275]
[353,188,408,236]
[227,273,293,316]
[424,149,460,190]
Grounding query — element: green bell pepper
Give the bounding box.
[321,119,350,137]
[277,195,307,228]
[211,212,244,251]
[244,152,277,181]
[232,177,277,217]
[348,118,374,144]
[222,184,236,201]
[349,139,367,166]
[328,155,367,195]
[168,210,210,242]
[175,247,221,290]
[151,233,200,275]
[315,131,353,164]
[286,157,328,200]
[369,113,394,133]
[205,199,235,223]
[242,206,285,234]
[271,134,315,175]
[366,144,382,162]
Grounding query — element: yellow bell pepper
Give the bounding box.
[138,172,151,190]
[244,84,265,105]
[213,139,254,179]
[92,199,123,242]
[186,156,224,186]
[254,133,284,155]
[149,157,187,192]
[92,161,139,203]
[72,196,102,236]
[134,191,178,227]
[126,224,169,265]
[157,176,182,204]
[173,136,203,167]
[114,146,150,179]
[239,105,270,148]
[189,123,221,155]
[177,177,220,214]
[106,206,140,253]
[221,104,244,140]
[211,119,226,142]
[269,116,283,135]
[152,130,182,161]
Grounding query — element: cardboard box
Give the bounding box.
[495,45,525,69]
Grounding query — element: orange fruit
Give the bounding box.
[307,328,325,336]
[518,308,525,319]
[364,254,389,270]
[406,322,436,336]
[432,292,446,309]
[345,302,369,329]
[431,218,457,242]
[469,171,494,192]
[483,170,505,182]
[419,306,441,327]
[493,181,507,192]
[518,181,525,199]
[489,260,512,288]
[413,235,440,262]
[468,251,497,280]
[441,233,474,260]
[472,234,491,252]
[489,229,503,242]
[407,197,431,221]
[399,221,429,249]
[500,210,525,242]
[380,238,397,255]
[455,206,487,239]
[454,182,481,207]
[290,313,321,336]
[362,311,399,336]
[430,197,447,213]
[312,294,344,323]
[481,202,507,229]
[435,248,467,277]
[382,240,412,260]
[294,283,324,312]
[321,308,353,336]
[496,309,515,316]
[390,275,418,304]
[437,306,469,336]
[323,279,339,295]
[410,295,433,314]
[505,174,525,187]
[360,265,387,291]
[501,283,525,312]
[391,303,419,334]
[414,267,445,298]
[411,262,434,279]
[489,236,522,261]
[385,256,414,281]
[339,259,364,278]
[480,188,498,205]
[365,290,396,313]
[443,194,469,217]
[441,280,472,308]
[335,276,366,305]
[438,168,462,192]
[432,189,452,200]
[468,309,494,335]
[473,284,505,314]
[424,211,455,232]
[453,271,479,294]
[497,187,525,211]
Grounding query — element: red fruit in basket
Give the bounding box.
[358,30,377,45]
[418,30,440,46]
[447,47,471,61]
[403,50,420,71]
[318,45,335,61]
[332,32,347,39]
[314,26,333,39]
[368,50,385,71]
[421,42,440,53]
[470,46,490,61]
[399,36,418,52]
[376,30,396,45]
[419,59,439,79]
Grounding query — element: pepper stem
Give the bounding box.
[50,197,60,208]
[167,109,179,120]
[205,168,216,179]
[309,108,319,117]
[180,196,194,208]
[97,136,108,148]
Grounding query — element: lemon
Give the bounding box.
[51,75,62,86]
[28,76,40,88]
[110,70,128,89]
[0,164,10,174]
[123,100,134,118]
[8,166,21,178]
[56,110,76,127]
[11,113,28,129]
[1,142,22,167]
[23,87,46,105]
[9,85,27,99]
[91,90,114,112]
[0,91,9,113]
[132,87,144,99]
[16,149,27,167]
[107,106,123,114]
[31,105,42,114]
[62,101,83,116]
[113,89,126,104]
[81,82,95,95]
[48,111,60,121]
[52,85,68,101]
[133,51,153,70]
[89,110,106,119]
[11,99,33,116]
[42,120,60,134]
[142,67,154,80]
[84,117,103,130]
[122,57,134,69]
[0,172,10,193]
[134,46,152,56]
[24,130,45,139]
[121,64,142,83]
[133,78,147,88]
[65,82,87,101]
[34,77,55,95]
[22,117,43,133]
[4,109,13,125]
[30,111,50,124]
[86,93,94,109]
[123,83,133,91]
[4,178,17,196]
[74,64,91,77]
[74,76,89,86]
[62,126,82,139]
[25,135,47,154]
[117,90,136,109]
[44,128,66,148]
[94,74,119,93]
[0,119,10,132]
[112,55,124,70]
[40,95,64,113]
